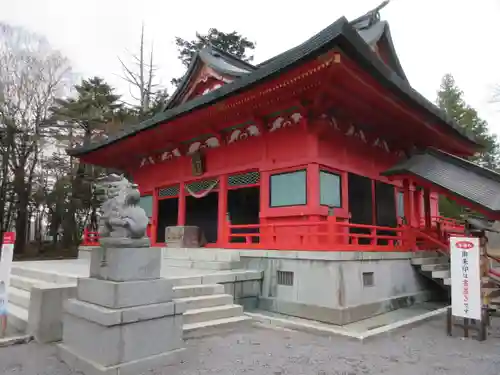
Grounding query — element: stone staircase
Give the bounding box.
[411,251,500,311]
[162,247,242,271]
[410,251,451,288]
[6,264,251,339]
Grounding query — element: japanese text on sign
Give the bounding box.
[450,237,481,320]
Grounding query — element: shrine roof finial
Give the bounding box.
[350,1,390,29]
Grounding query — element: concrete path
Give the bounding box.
[2,316,500,375]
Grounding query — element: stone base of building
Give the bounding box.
[236,249,439,325]
[258,290,433,325]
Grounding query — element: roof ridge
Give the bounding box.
[204,44,256,70]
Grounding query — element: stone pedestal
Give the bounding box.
[58,239,185,375]
[165,226,204,248]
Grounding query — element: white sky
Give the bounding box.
[2,0,500,135]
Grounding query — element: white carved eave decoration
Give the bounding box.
[373,138,390,152]
[160,148,182,161]
[140,156,156,168]
[187,136,220,155]
[345,124,367,143]
[269,112,303,132]
[227,124,261,144]
[139,148,181,168]
[202,83,223,96]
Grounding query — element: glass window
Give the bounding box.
[320,171,341,207]
[397,191,404,218]
[139,195,153,217]
[270,170,307,207]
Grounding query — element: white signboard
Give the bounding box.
[450,236,481,320]
[0,232,15,318]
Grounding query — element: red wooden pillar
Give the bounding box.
[217,174,228,246]
[307,163,320,246]
[403,179,412,224]
[151,189,158,245]
[341,171,349,212]
[177,182,186,226]
[260,170,271,247]
[423,188,432,229]
[402,178,414,250]
[413,185,422,227]
[307,163,320,210]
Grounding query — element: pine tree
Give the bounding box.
[436,74,500,218]
[437,74,499,168]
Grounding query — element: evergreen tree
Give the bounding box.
[437,74,499,168]
[48,76,123,145]
[172,29,256,86]
[436,74,500,218]
[45,77,125,249]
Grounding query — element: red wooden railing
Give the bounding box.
[413,215,467,253]
[226,217,409,252]
[82,229,100,246]
[82,225,152,246]
[82,215,467,252]
[423,215,465,234]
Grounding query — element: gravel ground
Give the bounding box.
[1,316,500,375]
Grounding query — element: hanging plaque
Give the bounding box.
[191,151,205,176]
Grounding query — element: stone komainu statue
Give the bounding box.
[93,174,149,239]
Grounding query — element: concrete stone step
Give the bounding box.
[421,263,450,272]
[10,275,41,292]
[490,297,500,305]
[432,270,451,279]
[484,288,500,299]
[183,315,252,339]
[412,251,440,258]
[11,266,77,285]
[173,284,224,299]
[411,257,448,266]
[8,287,30,309]
[163,258,241,270]
[166,270,263,287]
[7,303,29,333]
[10,274,61,292]
[176,294,233,310]
[183,304,243,325]
[163,248,241,262]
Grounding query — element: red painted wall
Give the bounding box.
[130,119,440,246]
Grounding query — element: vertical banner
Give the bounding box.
[450,236,481,320]
[0,232,15,319]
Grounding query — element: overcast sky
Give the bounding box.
[2,0,500,135]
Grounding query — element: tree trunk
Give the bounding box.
[0,129,12,242]
[13,165,28,254]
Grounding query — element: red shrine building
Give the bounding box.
[73,4,500,254]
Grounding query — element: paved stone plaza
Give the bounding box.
[1,316,500,375]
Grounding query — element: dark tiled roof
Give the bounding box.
[68,10,478,157]
[382,148,500,214]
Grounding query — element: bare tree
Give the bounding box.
[118,24,168,118]
[0,22,72,253]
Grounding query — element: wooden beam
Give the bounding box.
[337,62,473,153]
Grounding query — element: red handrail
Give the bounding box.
[82,228,100,246]
[226,219,409,251]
